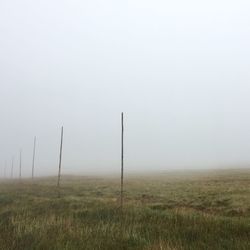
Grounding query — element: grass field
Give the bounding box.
[0,169,250,250]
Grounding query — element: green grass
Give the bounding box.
[0,169,250,249]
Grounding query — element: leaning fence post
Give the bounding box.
[57,126,64,195]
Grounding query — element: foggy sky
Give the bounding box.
[1,0,250,177]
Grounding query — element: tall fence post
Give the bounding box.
[19,149,22,180]
[121,113,124,210]
[4,161,6,179]
[11,157,14,179]
[32,136,36,179]
[57,126,64,194]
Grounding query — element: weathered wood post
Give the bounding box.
[121,112,124,210]
[4,161,6,178]
[57,126,64,194]
[19,149,22,180]
[32,136,36,179]
[11,157,14,179]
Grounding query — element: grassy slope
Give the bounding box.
[0,169,249,250]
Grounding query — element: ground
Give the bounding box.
[0,169,249,250]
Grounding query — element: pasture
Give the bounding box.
[0,169,249,249]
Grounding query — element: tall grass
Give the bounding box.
[0,170,249,249]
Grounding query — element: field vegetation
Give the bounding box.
[0,169,249,249]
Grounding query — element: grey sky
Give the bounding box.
[0,0,250,176]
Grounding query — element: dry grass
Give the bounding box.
[0,169,249,249]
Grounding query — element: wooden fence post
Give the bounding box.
[11,157,14,179]
[32,136,36,179]
[121,113,124,210]
[19,149,22,180]
[57,126,64,193]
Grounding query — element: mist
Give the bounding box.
[1,0,250,177]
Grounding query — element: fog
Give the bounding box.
[0,0,250,177]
